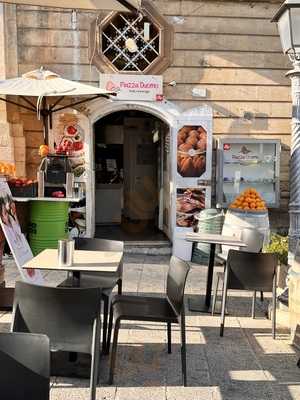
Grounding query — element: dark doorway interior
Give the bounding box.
[94,110,168,242]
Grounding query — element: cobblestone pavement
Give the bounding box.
[1,254,299,400]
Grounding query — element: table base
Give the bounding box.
[188,296,223,315]
[188,296,211,313]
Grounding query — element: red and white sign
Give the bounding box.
[100,74,163,102]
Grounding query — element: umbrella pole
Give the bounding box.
[43,113,49,146]
[42,98,49,145]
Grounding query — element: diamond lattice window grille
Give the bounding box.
[101,13,161,73]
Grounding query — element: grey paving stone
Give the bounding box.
[166,386,217,400]
[115,387,165,400]
[1,255,299,400]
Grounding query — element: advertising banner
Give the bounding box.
[0,180,43,284]
[177,125,207,179]
[176,188,206,228]
[50,109,89,181]
[100,73,163,102]
[172,109,213,261]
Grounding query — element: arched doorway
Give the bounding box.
[91,106,173,242]
[84,99,180,242]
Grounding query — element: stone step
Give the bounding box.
[124,240,172,255]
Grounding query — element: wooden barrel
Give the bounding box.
[222,209,270,254]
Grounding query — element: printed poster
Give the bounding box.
[0,180,43,284]
[176,188,206,228]
[50,110,88,180]
[177,125,207,178]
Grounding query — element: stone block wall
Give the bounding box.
[0,0,293,230]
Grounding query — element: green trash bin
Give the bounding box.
[29,201,69,255]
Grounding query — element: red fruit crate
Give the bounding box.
[8,182,38,198]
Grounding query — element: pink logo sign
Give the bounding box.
[106,81,120,92]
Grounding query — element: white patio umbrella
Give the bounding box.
[0,0,141,13]
[0,67,115,144]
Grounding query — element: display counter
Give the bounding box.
[13,196,83,203]
[95,184,123,225]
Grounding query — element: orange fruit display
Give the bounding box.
[229,188,267,212]
[0,162,16,177]
[38,144,49,158]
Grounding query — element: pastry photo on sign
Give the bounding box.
[176,188,206,228]
[177,125,207,178]
[51,111,87,179]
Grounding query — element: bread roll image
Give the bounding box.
[180,157,194,177]
[198,126,207,135]
[193,155,206,172]
[178,143,193,152]
[178,127,190,138]
[196,139,207,151]
[177,125,207,177]
[186,136,198,147]
[189,130,199,138]
[178,137,184,146]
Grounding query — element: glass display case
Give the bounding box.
[217,138,281,208]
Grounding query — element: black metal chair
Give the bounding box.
[106,255,190,386]
[0,332,50,400]
[60,238,124,354]
[219,250,278,338]
[12,281,102,400]
[212,228,265,316]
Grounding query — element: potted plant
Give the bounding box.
[264,234,289,304]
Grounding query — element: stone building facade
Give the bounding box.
[0,0,291,230]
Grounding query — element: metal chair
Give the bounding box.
[106,255,190,386]
[60,238,124,354]
[212,228,265,316]
[12,281,102,400]
[219,250,278,338]
[0,332,50,400]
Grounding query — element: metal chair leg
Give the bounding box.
[252,291,257,319]
[102,295,109,354]
[212,274,220,316]
[117,279,122,295]
[90,314,101,400]
[167,322,171,354]
[180,315,187,387]
[106,303,114,355]
[272,274,277,340]
[220,266,229,337]
[260,291,264,302]
[109,319,121,385]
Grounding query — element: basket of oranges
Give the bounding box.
[0,162,16,178]
[229,188,267,214]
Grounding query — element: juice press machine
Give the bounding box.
[37,155,74,198]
